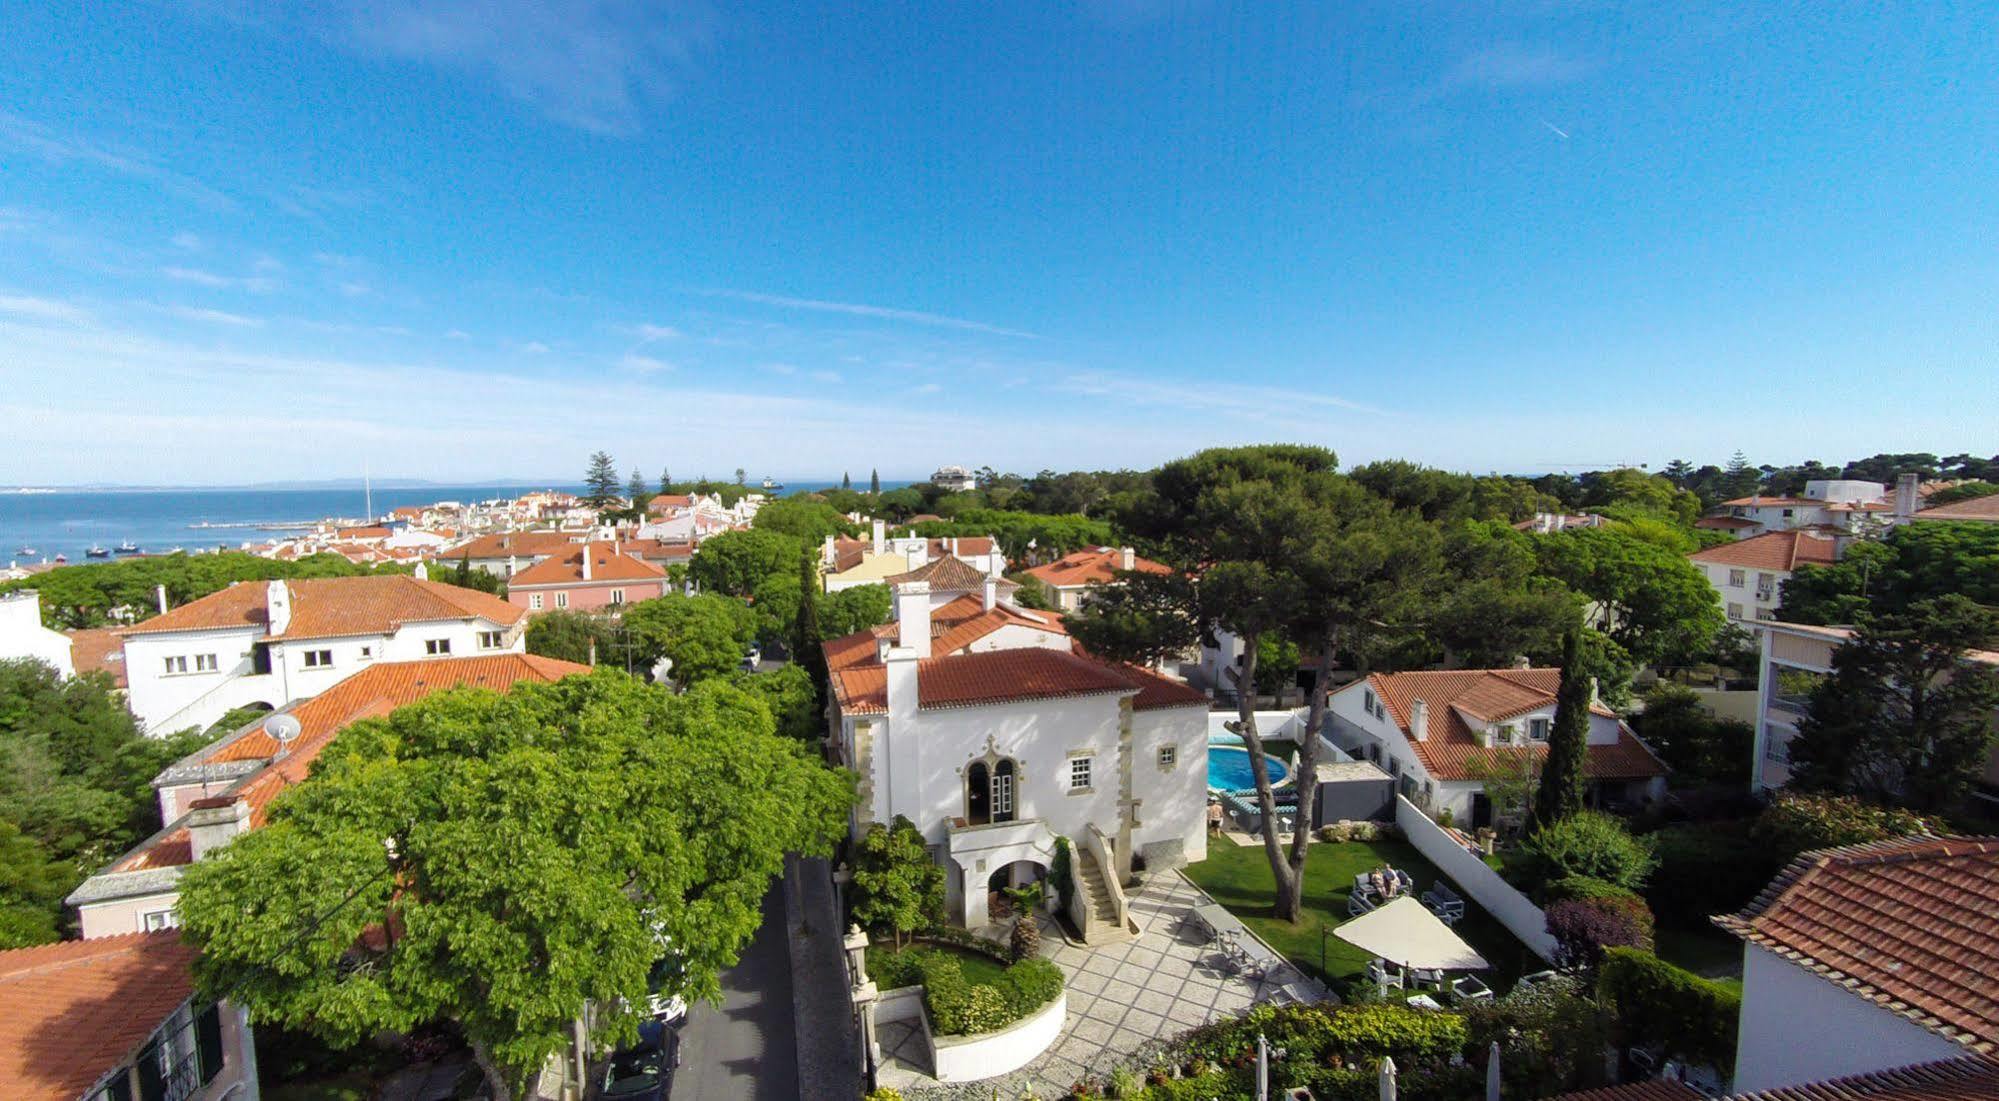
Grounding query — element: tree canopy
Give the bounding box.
[1533,526,1723,665]
[688,529,805,597]
[522,609,619,667]
[752,498,857,545]
[621,592,756,687]
[1781,521,1999,625]
[176,670,853,1096]
[0,551,398,630]
[819,583,893,638]
[582,451,622,509]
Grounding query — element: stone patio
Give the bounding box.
[879,871,1329,1099]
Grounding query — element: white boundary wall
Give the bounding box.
[1395,796,1557,963]
[930,989,1067,1082]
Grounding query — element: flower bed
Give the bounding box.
[867,938,1063,1036]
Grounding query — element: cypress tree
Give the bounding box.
[1532,627,1592,831]
[869,468,881,494]
[658,467,672,494]
[841,471,852,490]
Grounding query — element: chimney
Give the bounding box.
[1894,472,1920,518]
[949,536,960,557]
[187,796,251,862]
[265,580,292,635]
[413,561,428,581]
[885,644,920,720]
[895,581,932,658]
[582,546,593,581]
[823,533,836,566]
[1119,546,1136,572]
[983,575,997,612]
[155,584,168,615]
[1513,654,1531,670]
[507,554,518,577]
[904,541,927,571]
[871,519,886,555]
[1411,699,1429,742]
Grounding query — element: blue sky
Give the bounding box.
[3,2,1994,486]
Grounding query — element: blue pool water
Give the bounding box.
[1208,745,1288,791]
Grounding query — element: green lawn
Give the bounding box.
[1182,839,1534,996]
[866,941,1009,987]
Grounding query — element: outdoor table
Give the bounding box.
[1193,901,1232,942]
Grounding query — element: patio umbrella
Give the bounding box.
[1378,1056,1398,1101]
[1485,1040,1501,1101]
[1333,896,1491,972]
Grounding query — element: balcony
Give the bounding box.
[944,816,1056,864]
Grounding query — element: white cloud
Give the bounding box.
[338,281,372,297]
[171,232,204,250]
[619,353,674,373]
[706,288,1039,339]
[1440,44,1594,94]
[444,328,471,340]
[516,340,551,354]
[0,294,89,323]
[631,322,681,342]
[762,362,797,375]
[161,305,263,327]
[911,382,943,395]
[810,369,843,384]
[0,110,236,209]
[164,266,281,293]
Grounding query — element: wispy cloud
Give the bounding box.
[515,340,551,354]
[809,369,842,384]
[1440,44,1594,95]
[705,288,1039,339]
[161,305,264,327]
[164,266,281,293]
[761,362,797,375]
[170,232,204,251]
[630,322,681,342]
[0,294,89,323]
[0,110,237,209]
[911,382,943,395]
[619,353,674,373]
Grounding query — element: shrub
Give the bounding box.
[1316,820,1394,843]
[887,945,1062,1034]
[958,985,1012,1034]
[1108,1065,1144,1098]
[1544,875,1644,906]
[1547,896,1654,976]
[1463,977,1613,1098]
[1051,835,1075,908]
[1597,948,1740,1068]
[1513,811,1657,893]
[1643,821,1773,925]
[1753,794,1932,862]
[995,957,1064,1019]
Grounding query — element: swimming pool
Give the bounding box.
[1208,745,1288,791]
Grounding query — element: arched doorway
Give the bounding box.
[985,860,1046,923]
[963,758,1019,826]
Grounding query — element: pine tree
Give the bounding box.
[1723,450,1759,499]
[658,467,672,495]
[841,471,851,490]
[735,467,747,486]
[583,452,621,508]
[627,468,646,500]
[869,468,881,495]
[1531,628,1591,832]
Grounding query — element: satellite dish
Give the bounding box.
[265,714,302,757]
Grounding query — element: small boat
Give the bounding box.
[760,477,784,491]
[168,545,186,554]
[115,540,140,554]
[14,546,34,556]
[85,545,110,558]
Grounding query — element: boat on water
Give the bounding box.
[85,545,110,558]
[115,540,141,554]
[760,476,784,491]
[14,546,34,557]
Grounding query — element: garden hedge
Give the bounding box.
[1597,947,1740,1069]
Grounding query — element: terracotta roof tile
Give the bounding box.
[885,554,996,592]
[1715,836,1999,1054]
[507,543,670,587]
[1364,669,1665,782]
[829,646,1139,715]
[446,531,577,559]
[1690,530,1841,571]
[1696,515,1763,529]
[0,931,199,1101]
[120,575,523,639]
[1721,496,1823,507]
[1918,495,1999,522]
[1022,547,1170,588]
[65,628,126,688]
[1550,1082,1702,1101]
[1722,1056,1999,1099]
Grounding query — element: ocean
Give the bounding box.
[0,481,867,564]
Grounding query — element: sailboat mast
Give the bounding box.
[364,461,373,521]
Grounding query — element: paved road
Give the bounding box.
[671,882,800,1100]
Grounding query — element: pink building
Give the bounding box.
[507,542,673,613]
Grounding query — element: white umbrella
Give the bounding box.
[1485,1040,1501,1101]
[1334,896,1491,972]
[1379,1056,1398,1101]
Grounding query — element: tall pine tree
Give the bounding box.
[1531,627,1591,831]
[869,468,881,494]
[583,451,621,508]
[627,468,649,506]
[658,467,672,494]
[841,471,852,490]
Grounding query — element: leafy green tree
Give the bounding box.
[819,584,893,638]
[1511,811,1656,892]
[792,553,827,706]
[177,671,852,1097]
[1630,684,1751,786]
[622,593,756,687]
[734,467,747,486]
[583,451,622,509]
[689,529,805,597]
[0,819,69,948]
[1751,793,1933,860]
[1067,573,1202,668]
[1252,634,1300,697]
[437,555,505,597]
[1531,629,1592,831]
[1781,521,1999,624]
[876,486,924,519]
[1722,450,1759,499]
[1787,595,1999,811]
[750,569,803,648]
[1926,481,1999,506]
[841,472,852,490]
[1534,527,1723,665]
[1006,572,1053,610]
[659,467,672,495]
[870,468,881,495]
[523,609,619,666]
[753,498,857,545]
[850,816,944,949]
[1662,459,1694,488]
[0,551,392,629]
[908,510,1111,559]
[729,664,819,741]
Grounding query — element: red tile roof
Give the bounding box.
[66,628,126,688]
[1549,1082,1701,1101]
[507,543,670,587]
[1715,836,1999,1053]
[120,575,523,639]
[1696,515,1763,530]
[447,530,578,559]
[1721,496,1823,507]
[886,554,997,592]
[1022,547,1170,588]
[647,495,694,514]
[1723,1057,1999,1099]
[1690,529,1841,571]
[1361,670,1666,782]
[927,536,994,557]
[113,654,588,872]
[335,526,391,540]
[0,931,199,1101]
[1918,494,1999,522]
[831,646,1140,714]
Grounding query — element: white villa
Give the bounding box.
[822,579,1210,935]
[119,574,527,734]
[1322,668,1667,829]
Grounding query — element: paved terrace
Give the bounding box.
[880,872,1329,1099]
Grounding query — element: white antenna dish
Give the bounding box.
[265,714,302,757]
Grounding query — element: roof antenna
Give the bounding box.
[265,713,302,761]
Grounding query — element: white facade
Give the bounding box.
[1696,560,1786,624]
[1732,943,1966,1093]
[1749,623,1844,792]
[0,590,74,677]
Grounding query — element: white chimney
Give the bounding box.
[871,519,886,555]
[983,575,997,612]
[885,645,920,720]
[949,536,960,557]
[1411,699,1429,742]
[155,584,168,615]
[1119,546,1136,572]
[904,542,927,571]
[1588,676,1600,707]
[582,546,593,581]
[187,796,251,862]
[413,561,428,581]
[266,580,292,635]
[896,581,932,658]
[1894,472,1920,518]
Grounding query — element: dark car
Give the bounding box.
[599,1019,680,1100]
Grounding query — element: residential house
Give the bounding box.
[443,530,578,577]
[1715,836,1999,1092]
[0,932,258,1101]
[505,542,672,613]
[1323,669,1668,828]
[67,627,126,689]
[1707,480,1889,537]
[118,575,527,734]
[1514,513,1611,534]
[68,653,588,939]
[823,580,1210,932]
[820,521,1002,592]
[0,590,73,676]
[1021,546,1170,612]
[931,465,978,492]
[1689,529,1840,625]
[1915,492,1999,523]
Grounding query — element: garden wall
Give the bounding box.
[929,990,1067,1082]
[1394,796,1557,963]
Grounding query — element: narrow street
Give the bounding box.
[670,881,800,1100]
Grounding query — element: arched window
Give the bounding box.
[966,761,991,825]
[992,759,1016,824]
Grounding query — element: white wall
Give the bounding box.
[1699,561,1784,624]
[1131,704,1209,867]
[122,628,271,734]
[930,989,1066,1083]
[0,592,73,676]
[1732,943,1965,1093]
[1395,796,1557,962]
[77,888,182,939]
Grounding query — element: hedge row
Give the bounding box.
[1597,947,1740,1069]
[882,947,1063,1036]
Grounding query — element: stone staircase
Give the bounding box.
[1073,849,1131,945]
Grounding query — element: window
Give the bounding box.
[425,638,452,655]
[359,645,373,659]
[1069,756,1093,791]
[1528,718,1550,742]
[163,655,188,675]
[477,631,503,650]
[992,761,1015,821]
[1756,572,1776,599]
[142,909,179,932]
[302,649,333,668]
[194,653,218,673]
[555,592,569,609]
[1158,745,1177,769]
[1781,508,1795,519]
[1727,568,1746,587]
[1727,602,1744,620]
[610,588,626,605]
[529,593,544,610]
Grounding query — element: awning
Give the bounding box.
[1333,896,1490,971]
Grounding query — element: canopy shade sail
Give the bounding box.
[1332,896,1490,971]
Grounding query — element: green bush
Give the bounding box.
[1753,794,1932,862]
[864,1090,905,1101]
[958,985,1012,1034]
[1644,822,1773,925]
[893,944,1063,1035]
[1513,811,1657,893]
[1597,947,1740,1069]
[1544,875,1644,906]
[1051,835,1075,910]
[1464,976,1613,1097]
[995,957,1064,1018]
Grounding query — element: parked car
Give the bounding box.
[600,1019,679,1100]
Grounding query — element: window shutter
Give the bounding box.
[194,1004,225,1086]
